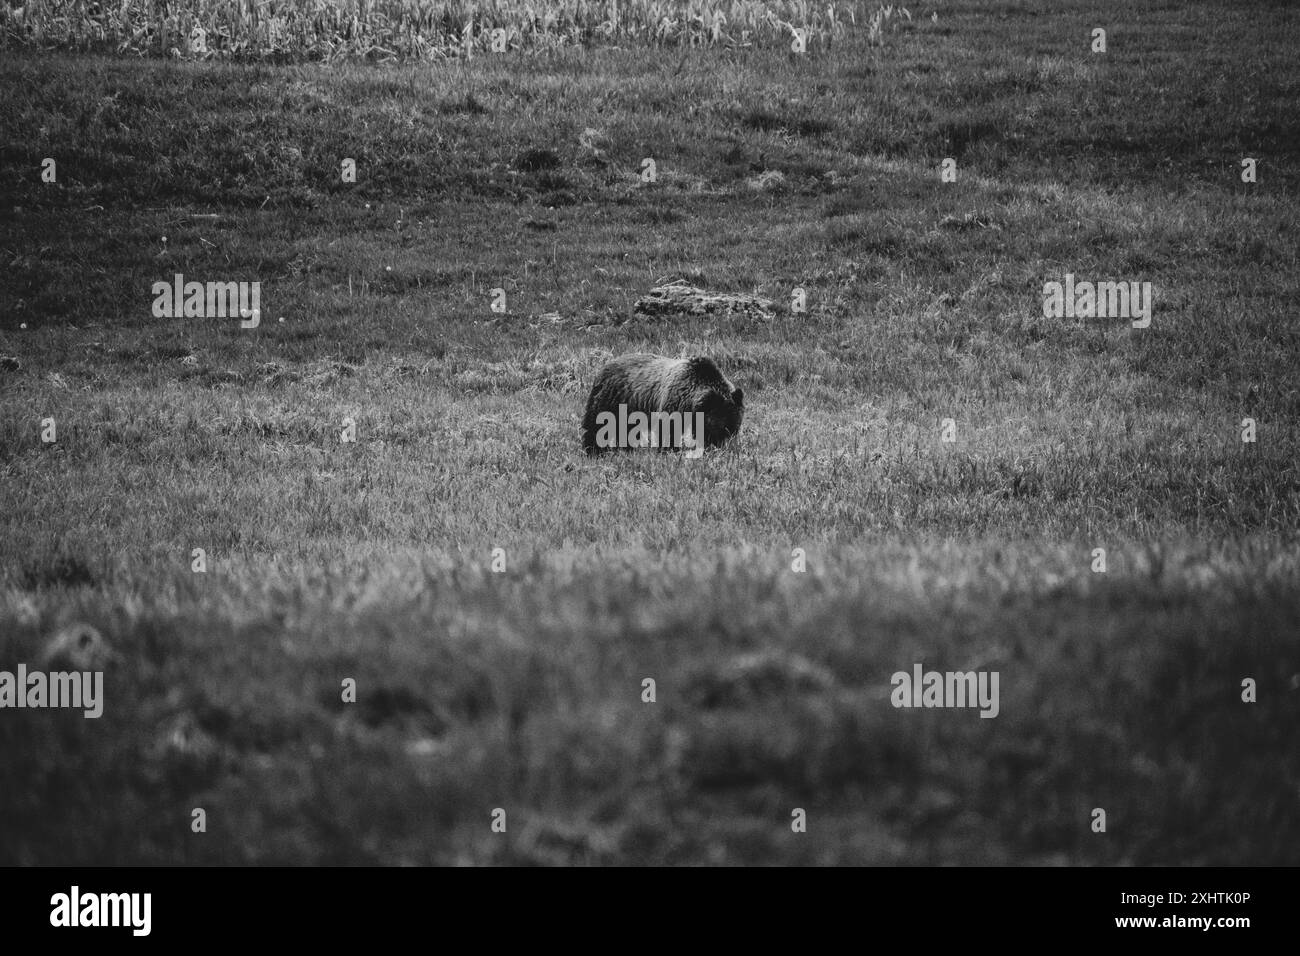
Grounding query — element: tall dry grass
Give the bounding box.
[0,0,898,59]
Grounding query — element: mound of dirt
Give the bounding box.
[633,282,776,320]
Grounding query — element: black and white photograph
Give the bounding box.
[0,0,1295,927]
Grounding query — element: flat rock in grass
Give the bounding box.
[939,212,1001,231]
[633,283,775,320]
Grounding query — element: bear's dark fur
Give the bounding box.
[582,354,744,454]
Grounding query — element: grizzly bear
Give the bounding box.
[582,353,744,454]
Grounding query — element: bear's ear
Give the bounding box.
[687,356,719,378]
[732,386,744,406]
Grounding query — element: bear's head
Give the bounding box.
[686,357,744,447]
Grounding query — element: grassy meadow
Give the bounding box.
[1,0,1298,865]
